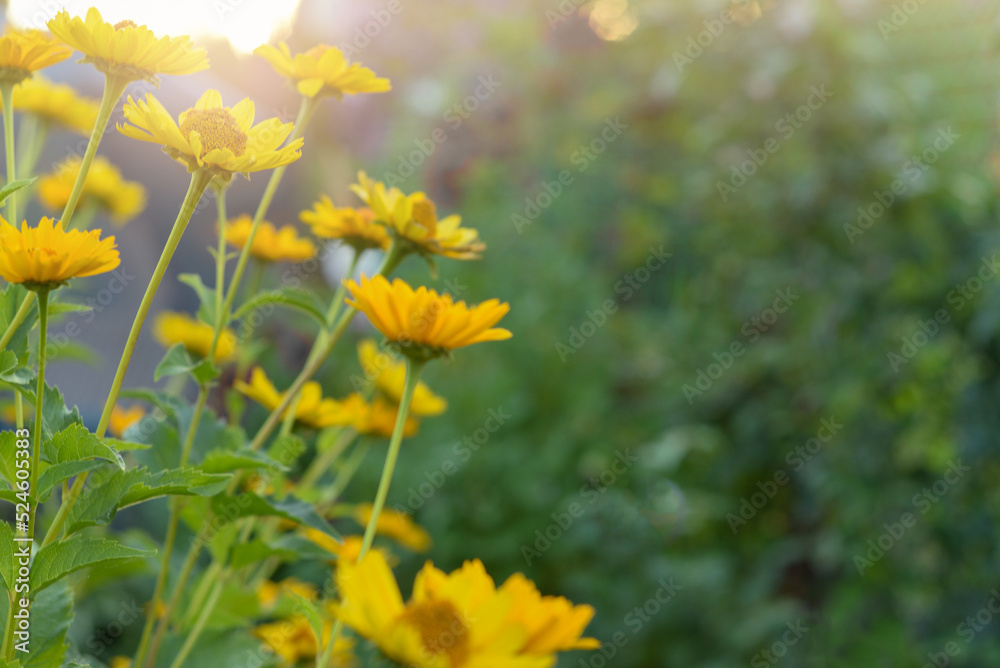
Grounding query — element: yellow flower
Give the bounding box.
[499,574,600,654]
[255,43,390,98]
[0,217,119,288]
[235,367,350,429]
[257,577,318,610]
[0,30,72,84]
[224,214,316,263]
[303,530,396,566]
[38,156,146,224]
[357,340,447,417]
[255,615,354,667]
[47,8,208,82]
[300,197,390,252]
[338,393,419,438]
[109,404,145,438]
[351,172,485,261]
[108,657,131,668]
[354,503,431,552]
[335,552,558,668]
[345,276,512,359]
[153,311,237,362]
[5,77,99,134]
[118,90,302,179]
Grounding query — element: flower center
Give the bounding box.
[399,600,469,666]
[179,108,248,158]
[113,20,137,30]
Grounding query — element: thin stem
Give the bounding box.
[0,291,34,349]
[299,428,356,490]
[358,360,424,558]
[1,82,18,224]
[167,574,226,668]
[17,116,47,179]
[208,189,228,359]
[60,74,129,227]
[27,289,49,543]
[181,561,222,627]
[317,620,344,668]
[318,440,371,513]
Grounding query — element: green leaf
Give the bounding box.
[210,493,339,539]
[46,301,91,317]
[198,448,287,474]
[103,438,150,452]
[118,468,232,508]
[23,581,73,668]
[228,539,298,569]
[267,434,306,470]
[46,340,99,365]
[0,350,16,375]
[290,590,324,653]
[0,521,14,591]
[30,536,153,595]
[0,432,18,489]
[234,288,328,327]
[0,178,36,206]
[35,460,108,503]
[152,629,280,668]
[178,273,218,326]
[0,362,32,386]
[0,284,36,361]
[45,424,124,469]
[154,343,220,384]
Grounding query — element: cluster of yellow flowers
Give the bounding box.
[0,8,598,668]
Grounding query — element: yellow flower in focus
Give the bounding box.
[257,577,318,610]
[109,404,145,438]
[338,393,419,438]
[38,156,146,224]
[351,172,485,261]
[354,503,431,552]
[345,275,512,360]
[0,217,119,288]
[118,90,302,179]
[300,197,390,252]
[336,552,558,668]
[255,43,390,99]
[235,367,350,429]
[499,574,600,654]
[47,8,208,82]
[6,77,99,134]
[358,340,447,417]
[255,615,354,667]
[108,657,131,668]
[0,30,72,84]
[224,214,316,263]
[153,311,237,362]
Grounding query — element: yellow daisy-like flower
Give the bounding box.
[354,503,431,553]
[0,29,72,84]
[345,275,512,360]
[47,8,208,82]
[0,217,119,288]
[351,172,485,261]
[255,42,390,99]
[256,577,318,610]
[300,197,390,252]
[109,404,145,438]
[108,657,131,668]
[38,156,146,224]
[153,311,237,362]
[338,392,419,438]
[4,77,99,134]
[255,615,355,667]
[357,340,446,417]
[336,552,561,668]
[224,214,316,263]
[303,530,396,566]
[499,575,600,654]
[118,90,303,179]
[235,367,350,430]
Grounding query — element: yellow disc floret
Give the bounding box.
[179,107,248,159]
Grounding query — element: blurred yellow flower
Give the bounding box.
[0,217,119,288]
[353,503,431,552]
[224,214,316,263]
[47,8,208,82]
[255,615,354,667]
[108,657,131,668]
[109,404,145,438]
[256,577,318,610]
[339,393,419,438]
[358,340,447,417]
[118,90,302,179]
[153,311,237,362]
[500,574,600,653]
[303,530,396,566]
[38,156,146,224]
[5,77,99,134]
[300,197,390,252]
[255,43,390,98]
[336,552,565,668]
[345,275,512,359]
[351,172,485,261]
[235,367,350,429]
[0,30,72,84]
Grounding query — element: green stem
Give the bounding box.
[27,289,49,543]
[207,189,229,359]
[181,560,222,627]
[17,116,47,179]
[318,440,371,513]
[299,428,356,490]
[1,82,18,224]
[167,574,227,668]
[0,291,34,349]
[60,74,129,228]
[317,619,344,668]
[358,360,424,558]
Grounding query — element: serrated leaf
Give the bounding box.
[210,494,339,538]
[35,460,108,503]
[24,581,73,668]
[0,363,32,385]
[0,177,36,206]
[198,448,287,474]
[154,344,219,384]
[234,288,328,327]
[46,424,124,469]
[0,521,13,591]
[118,468,231,508]
[178,273,218,326]
[103,438,150,452]
[30,536,153,595]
